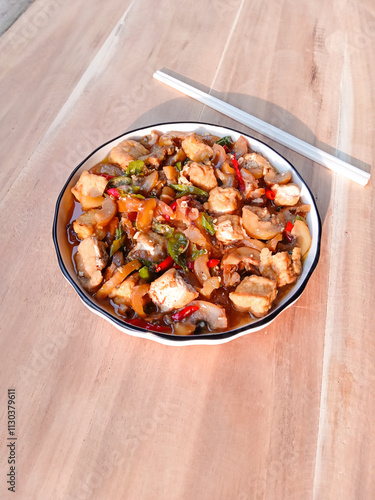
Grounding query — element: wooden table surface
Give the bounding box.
[1,1,374,499]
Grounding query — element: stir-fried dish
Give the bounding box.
[67,130,312,335]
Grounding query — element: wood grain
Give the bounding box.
[0,0,374,499]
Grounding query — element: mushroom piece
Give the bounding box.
[242,206,285,240]
[291,219,312,256]
[182,301,228,330]
[193,254,211,285]
[264,169,292,185]
[221,246,261,268]
[221,246,261,287]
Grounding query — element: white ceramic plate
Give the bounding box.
[53,122,321,345]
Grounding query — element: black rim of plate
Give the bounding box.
[52,121,322,343]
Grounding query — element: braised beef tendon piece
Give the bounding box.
[74,237,109,292]
[67,130,313,334]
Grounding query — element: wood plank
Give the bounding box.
[0,0,133,199]
[0,0,374,498]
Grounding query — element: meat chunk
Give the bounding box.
[71,171,108,209]
[108,139,149,169]
[229,276,278,317]
[259,247,302,287]
[149,268,199,312]
[72,210,106,240]
[158,131,190,146]
[139,144,172,168]
[206,187,242,214]
[240,152,273,175]
[215,215,245,244]
[242,206,285,240]
[74,236,108,292]
[181,134,213,163]
[128,231,167,262]
[181,162,217,191]
[272,183,300,207]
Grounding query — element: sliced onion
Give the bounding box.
[89,163,124,177]
[212,144,227,168]
[95,196,117,227]
[163,165,178,183]
[136,198,157,231]
[197,277,221,298]
[160,186,176,205]
[267,234,283,252]
[130,283,150,318]
[96,260,141,299]
[138,171,159,193]
[233,135,248,158]
[184,226,211,250]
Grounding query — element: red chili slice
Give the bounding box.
[231,155,245,192]
[188,261,194,270]
[170,201,177,211]
[107,188,120,199]
[127,211,137,222]
[207,259,220,268]
[127,318,170,333]
[164,214,171,221]
[265,189,275,200]
[101,174,114,180]
[171,305,200,321]
[155,255,174,273]
[285,221,294,232]
[285,221,294,242]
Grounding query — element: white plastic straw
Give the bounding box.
[154,70,370,186]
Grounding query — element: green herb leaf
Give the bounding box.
[118,185,141,196]
[170,184,208,199]
[108,175,132,188]
[216,136,233,147]
[295,215,307,224]
[175,162,182,171]
[139,258,154,268]
[139,266,151,280]
[110,231,125,257]
[191,244,207,261]
[152,222,175,239]
[167,232,189,271]
[126,160,144,176]
[114,224,123,241]
[201,213,215,236]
